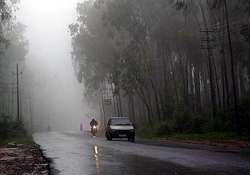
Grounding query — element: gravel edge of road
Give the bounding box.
[38,145,53,175]
[38,146,61,175]
[0,142,51,175]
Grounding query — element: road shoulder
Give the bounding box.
[136,138,250,154]
[0,142,50,175]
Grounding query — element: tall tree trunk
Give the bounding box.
[220,3,230,110]
[170,57,180,106]
[111,84,118,117]
[136,87,153,127]
[181,57,189,108]
[185,59,189,108]
[150,79,161,121]
[115,95,120,116]
[224,0,240,133]
[128,94,135,123]
[118,88,123,117]
[189,63,195,112]
[212,56,222,110]
[194,66,202,112]
[200,2,217,120]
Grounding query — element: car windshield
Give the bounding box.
[110,118,131,125]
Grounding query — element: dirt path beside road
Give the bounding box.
[0,143,50,175]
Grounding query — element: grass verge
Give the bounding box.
[0,115,33,145]
[137,124,250,141]
[0,136,34,145]
[162,132,250,141]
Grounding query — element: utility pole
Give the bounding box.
[101,91,106,128]
[16,64,20,122]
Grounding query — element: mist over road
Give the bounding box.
[34,132,250,175]
[16,0,90,131]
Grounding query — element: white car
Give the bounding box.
[105,117,135,142]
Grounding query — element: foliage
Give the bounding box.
[0,114,27,140]
[0,0,18,46]
[165,132,250,141]
[0,0,27,117]
[238,96,250,133]
[70,0,250,136]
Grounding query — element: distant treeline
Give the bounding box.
[70,0,250,135]
[0,1,27,120]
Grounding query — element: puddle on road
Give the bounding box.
[85,144,199,175]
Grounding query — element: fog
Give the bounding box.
[16,0,91,131]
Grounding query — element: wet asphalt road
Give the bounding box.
[33,132,250,175]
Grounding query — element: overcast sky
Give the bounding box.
[16,0,90,131]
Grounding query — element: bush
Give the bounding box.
[213,110,233,132]
[137,111,209,138]
[191,114,208,133]
[154,120,175,136]
[171,109,208,133]
[137,99,250,138]
[136,123,156,138]
[172,110,193,133]
[0,114,27,140]
[239,97,250,133]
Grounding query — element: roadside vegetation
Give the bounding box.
[0,114,32,145]
[137,98,250,140]
[0,116,49,175]
[137,125,250,141]
[70,0,250,139]
[0,1,28,138]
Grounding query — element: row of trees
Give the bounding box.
[70,0,250,134]
[0,0,28,121]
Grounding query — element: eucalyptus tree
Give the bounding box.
[70,0,250,133]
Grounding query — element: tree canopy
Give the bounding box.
[70,0,250,134]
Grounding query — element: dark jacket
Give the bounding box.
[90,119,98,126]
